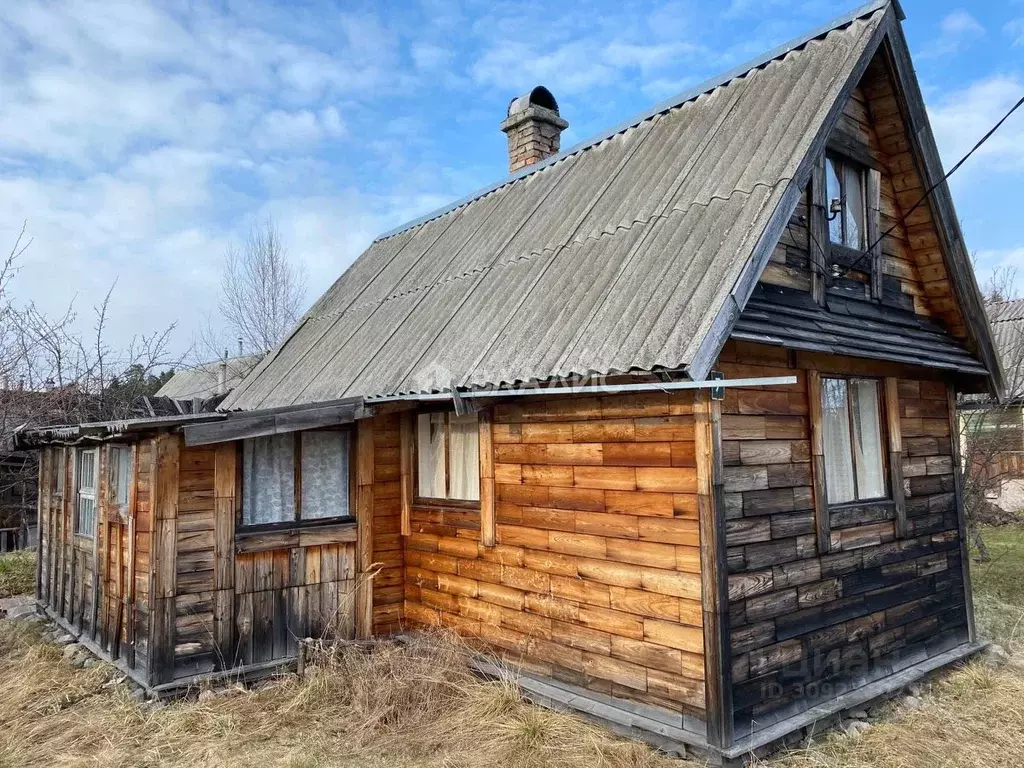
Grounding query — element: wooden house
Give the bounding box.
[19,1,1004,762]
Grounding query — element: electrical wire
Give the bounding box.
[843,92,1024,275]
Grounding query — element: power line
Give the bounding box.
[843,92,1024,276]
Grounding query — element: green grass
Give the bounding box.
[0,551,35,600]
[973,525,1024,654]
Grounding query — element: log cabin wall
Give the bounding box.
[36,440,152,680]
[369,414,405,635]
[399,393,707,719]
[718,340,969,736]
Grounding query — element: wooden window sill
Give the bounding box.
[235,519,356,554]
[412,498,481,511]
[828,499,895,530]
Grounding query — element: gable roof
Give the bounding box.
[223,0,997,411]
[156,354,261,401]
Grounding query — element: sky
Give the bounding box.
[1,0,1023,364]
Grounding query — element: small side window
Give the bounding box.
[416,412,480,502]
[821,377,887,504]
[109,445,132,516]
[75,448,99,537]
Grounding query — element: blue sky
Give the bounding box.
[1,0,1022,360]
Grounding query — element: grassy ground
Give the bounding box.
[0,528,1022,767]
[0,550,35,599]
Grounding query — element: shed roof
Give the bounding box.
[222,0,993,411]
[987,299,1024,398]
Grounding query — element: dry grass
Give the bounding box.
[0,550,35,599]
[762,661,1024,768]
[0,623,678,768]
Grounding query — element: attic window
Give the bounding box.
[826,155,867,251]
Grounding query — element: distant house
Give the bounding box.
[959,301,1024,509]
[18,2,1003,762]
[150,354,262,412]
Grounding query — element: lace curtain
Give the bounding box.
[301,431,350,519]
[242,434,295,525]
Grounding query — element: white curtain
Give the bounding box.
[301,431,350,519]
[417,413,446,498]
[851,379,885,499]
[822,379,855,504]
[449,413,480,501]
[242,434,295,525]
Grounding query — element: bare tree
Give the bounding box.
[1,224,180,541]
[217,218,306,356]
[959,268,1024,560]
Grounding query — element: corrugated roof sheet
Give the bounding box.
[156,355,262,400]
[987,299,1024,396]
[736,285,990,376]
[223,6,886,411]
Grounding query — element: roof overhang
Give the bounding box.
[12,412,225,450]
[184,397,372,446]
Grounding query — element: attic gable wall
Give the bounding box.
[759,49,966,339]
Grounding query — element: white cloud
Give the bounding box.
[929,75,1024,173]
[1006,18,1024,46]
[919,10,985,59]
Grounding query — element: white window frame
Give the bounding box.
[74,447,99,538]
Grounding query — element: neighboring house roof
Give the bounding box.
[223,0,998,412]
[156,355,261,401]
[987,299,1024,399]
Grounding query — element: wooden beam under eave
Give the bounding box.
[696,390,733,750]
[479,410,495,547]
[354,419,375,639]
[399,413,413,537]
[149,432,180,685]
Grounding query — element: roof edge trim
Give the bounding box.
[373,0,893,243]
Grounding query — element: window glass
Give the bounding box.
[822,379,855,504]
[75,448,98,536]
[449,413,480,501]
[110,445,132,508]
[826,158,843,245]
[821,377,887,504]
[850,380,885,499]
[417,413,446,498]
[844,163,866,249]
[417,412,480,501]
[242,434,295,526]
[301,431,350,520]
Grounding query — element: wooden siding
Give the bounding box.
[370,414,405,635]
[166,439,359,680]
[399,394,707,717]
[37,441,151,678]
[760,52,965,338]
[718,340,970,736]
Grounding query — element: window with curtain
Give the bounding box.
[75,448,98,537]
[241,429,352,528]
[821,377,887,504]
[826,155,867,250]
[109,445,132,514]
[416,411,480,502]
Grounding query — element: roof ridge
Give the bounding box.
[306,180,789,327]
[372,0,892,244]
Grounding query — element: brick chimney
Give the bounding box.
[500,86,568,173]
